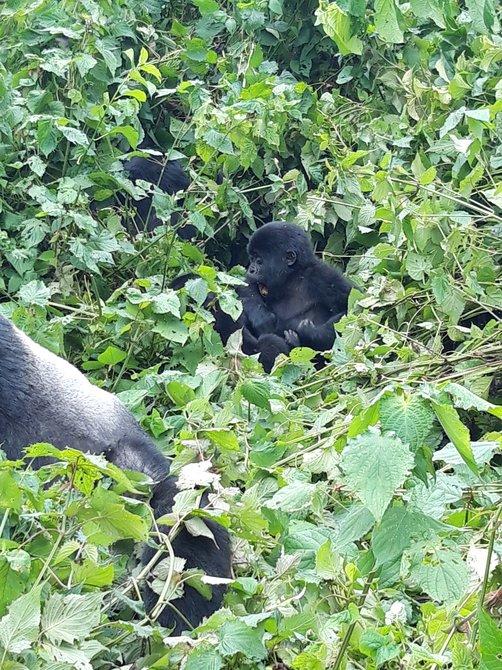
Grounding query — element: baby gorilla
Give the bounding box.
[241,221,354,371]
[0,315,230,633]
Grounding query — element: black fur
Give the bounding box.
[0,315,230,633]
[122,154,195,239]
[171,222,353,372]
[244,221,353,370]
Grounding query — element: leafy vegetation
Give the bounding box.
[0,0,501,668]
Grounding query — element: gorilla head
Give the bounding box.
[246,222,316,297]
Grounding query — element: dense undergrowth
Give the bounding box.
[0,0,501,668]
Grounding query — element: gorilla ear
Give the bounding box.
[286,250,297,266]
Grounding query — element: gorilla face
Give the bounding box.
[246,222,314,297]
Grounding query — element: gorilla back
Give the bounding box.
[0,315,231,633]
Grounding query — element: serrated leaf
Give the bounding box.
[0,586,42,653]
[380,393,435,451]
[217,620,267,659]
[41,593,102,644]
[341,429,415,521]
[372,506,444,566]
[409,548,471,604]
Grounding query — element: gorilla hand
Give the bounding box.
[284,330,300,348]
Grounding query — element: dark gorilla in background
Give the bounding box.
[241,221,354,370]
[0,315,231,634]
[122,152,195,239]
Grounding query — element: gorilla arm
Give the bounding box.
[294,261,353,350]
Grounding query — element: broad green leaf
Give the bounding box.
[359,629,400,666]
[315,1,363,55]
[17,280,51,307]
[444,383,502,419]
[410,0,445,27]
[432,402,478,474]
[266,481,317,513]
[0,586,42,654]
[335,505,376,550]
[316,539,341,579]
[374,0,403,43]
[479,610,502,670]
[341,430,415,521]
[151,290,181,316]
[372,506,444,566]
[409,547,471,604]
[97,346,127,366]
[0,560,26,618]
[58,125,89,146]
[41,593,102,644]
[203,430,240,452]
[380,393,435,451]
[217,620,267,659]
[240,380,271,410]
[0,472,22,510]
[466,0,495,34]
[186,646,224,670]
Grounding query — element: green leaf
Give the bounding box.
[186,645,224,670]
[266,481,318,513]
[432,402,478,474]
[409,0,445,27]
[203,430,240,452]
[41,593,102,644]
[240,380,271,410]
[0,472,22,510]
[466,0,495,34]
[409,547,471,605]
[203,129,234,155]
[444,383,502,419]
[315,1,363,55]
[217,619,267,659]
[107,125,139,148]
[76,486,149,546]
[58,125,89,146]
[335,505,376,550]
[479,610,502,670]
[37,119,59,156]
[374,0,403,44]
[316,539,341,579]
[372,507,443,566]
[341,429,415,521]
[0,586,42,653]
[17,280,51,307]
[0,560,26,618]
[97,346,127,366]
[379,393,435,451]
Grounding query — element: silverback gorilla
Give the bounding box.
[236,222,354,371]
[0,315,231,633]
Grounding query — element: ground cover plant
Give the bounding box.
[0,0,501,668]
